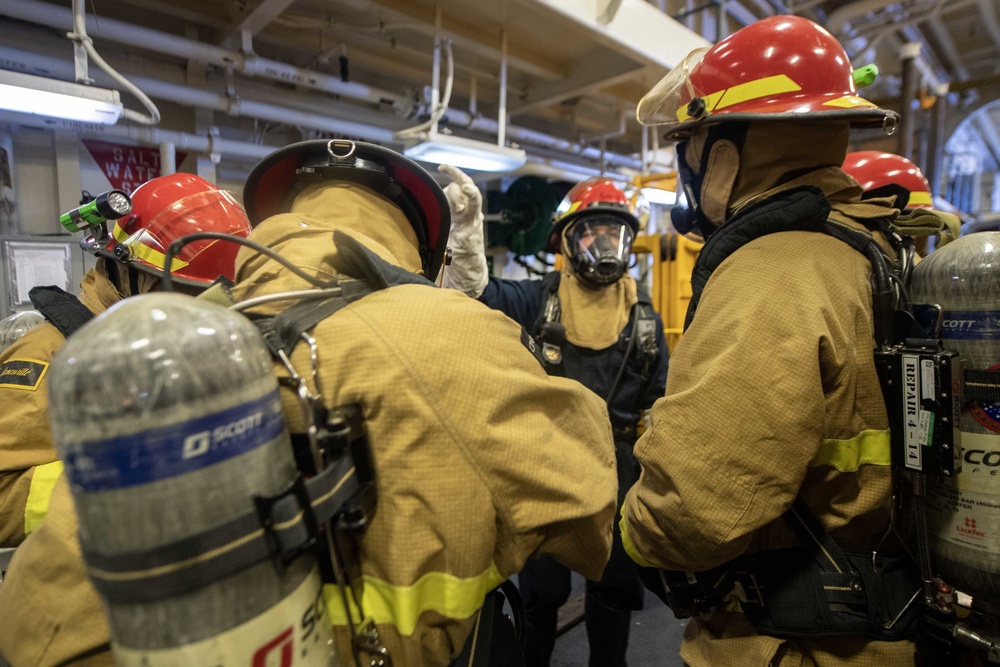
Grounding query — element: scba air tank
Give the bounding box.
[910,232,1000,602]
[48,293,338,666]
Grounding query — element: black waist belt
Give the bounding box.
[731,500,920,641]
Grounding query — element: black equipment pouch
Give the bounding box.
[734,548,920,640]
[733,499,920,641]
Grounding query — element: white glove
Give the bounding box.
[439,164,489,298]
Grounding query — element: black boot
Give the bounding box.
[584,594,631,667]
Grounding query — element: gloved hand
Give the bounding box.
[439,164,489,298]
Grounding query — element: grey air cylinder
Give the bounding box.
[910,232,1000,603]
[48,292,338,666]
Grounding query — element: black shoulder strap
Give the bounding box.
[252,233,437,358]
[685,186,831,330]
[531,270,562,335]
[28,286,95,339]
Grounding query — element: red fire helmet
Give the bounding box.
[842,151,933,209]
[548,178,641,253]
[637,15,897,138]
[108,173,253,287]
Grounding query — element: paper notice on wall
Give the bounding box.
[5,242,71,307]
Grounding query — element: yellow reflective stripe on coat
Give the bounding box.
[24,460,63,536]
[810,429,892,472]
[907,191,933,207]
[112,225,190,271]
[619,507,654,568]
[325,563,506,636]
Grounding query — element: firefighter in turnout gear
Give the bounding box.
[621,15,924,666]
[228,140,618,666]
[441,168,669,667]
[0,173,252,666]
[842,150,962,254]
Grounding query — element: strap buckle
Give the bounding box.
[254,473,320,570]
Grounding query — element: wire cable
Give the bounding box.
[395,38,454,139]
[161,232,339,292]
[72,0,160,125]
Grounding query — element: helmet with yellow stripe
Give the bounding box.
[101,174,253,288]
[842,151,933,210]
[637,15,897,139]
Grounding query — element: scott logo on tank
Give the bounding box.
[181,412,265,459]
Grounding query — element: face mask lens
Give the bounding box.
[569,218,634,284]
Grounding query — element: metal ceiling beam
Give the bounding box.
[330,0,566,80]
[221,0,298,40]
[975,113,1000,170]
[510,51,646,116]
[976,0,1000,58]
[261,21,529,95]
[922,13,1000,176]
[98,0,228,30]
[530,0,711,69]
[922,14,970,80]
[0,0,414,109]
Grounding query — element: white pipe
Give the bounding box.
[498,29,508,149]
[827,0,898,35]
[0,36,644,171]
[431,7,441,132]
[0,45,397,144]
[0,110,274,162]
[0,0,413,111]
[71,0,159,125]
[159,142,176,175]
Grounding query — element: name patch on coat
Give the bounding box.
[0,359,49,390]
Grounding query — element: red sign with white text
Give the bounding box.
[83,140,188,195]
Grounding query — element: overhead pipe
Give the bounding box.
[498,29,508,148]
[0,31,644,172]
[0,42,407,133]
[0,0,414,112]
[0,46,399,144]
[444,110,643,170]
[0,110,275,163]
[897,42,920,160]
[926,86,948,199]
[159,142,176,175]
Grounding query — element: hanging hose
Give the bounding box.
[72,0,160,125]
[395,37,454,139]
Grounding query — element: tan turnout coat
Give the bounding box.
[621,171,918,667]
[0,183,618,667]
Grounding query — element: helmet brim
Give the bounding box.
[665,106,898,140]
[243,140,451,278]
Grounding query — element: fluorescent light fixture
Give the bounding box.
[641,187,677,206]
[633,172,678,207]
[0,70,123,125]
[402,131,527,172]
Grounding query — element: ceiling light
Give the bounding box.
[633,173,678,206]
[641,187,677,206]
[0,71,123,125]
[401,131,527,172]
